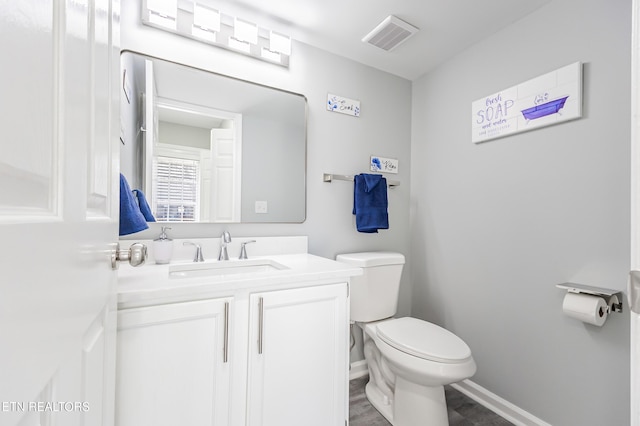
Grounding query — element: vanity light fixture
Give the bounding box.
[269,31,291,56]
[192,26,216,43]
[191,3,220,41]
[260,47,281,62]
[141,0,292,67]
[228,37,251,53]
[233,18,258,44]
[193,3,220,31]
[145,0,178,30]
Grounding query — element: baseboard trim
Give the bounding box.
[349,360,369,380]
[349,360,549,426]
[450,380,551,426]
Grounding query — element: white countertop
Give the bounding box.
[117,253,362,309]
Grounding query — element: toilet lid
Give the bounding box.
[376,317,472,363]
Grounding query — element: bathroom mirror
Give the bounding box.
[120,51,307,223]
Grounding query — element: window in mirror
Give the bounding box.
[154,155,199,222]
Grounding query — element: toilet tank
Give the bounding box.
[336,252,405,322]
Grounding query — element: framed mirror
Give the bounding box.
[120,51,307,223]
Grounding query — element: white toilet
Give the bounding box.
[336,252,476,426]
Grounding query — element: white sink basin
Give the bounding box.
[169,258,289,279]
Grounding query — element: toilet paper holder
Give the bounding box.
[556,282,623,313]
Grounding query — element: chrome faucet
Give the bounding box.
[218,231,232,261]
[183,241,204,262]
[239,240,256,259]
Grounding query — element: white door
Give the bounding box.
[632,1,640,425]
[0,1,120,425]
[210,127,242,222]
[144,58,158,199]
[246,284,349,426]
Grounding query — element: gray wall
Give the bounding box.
[120,0,413,320]
[159,121,210,150]
[241,113,306,222]
[410,0,630,425]
[120,53,142,189]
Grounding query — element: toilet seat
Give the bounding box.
[376,317,472,363]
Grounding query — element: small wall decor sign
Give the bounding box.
[370,156,398,174]
[327,93,360,117]
[471,62,582,143]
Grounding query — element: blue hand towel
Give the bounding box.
[119,174,149,236]
[133,189,156,222]
[353,173,389,233]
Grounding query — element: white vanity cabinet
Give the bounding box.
[115,297,232,426]
[115,248,360,426]
[246,283,350,426]
[115,283,349,426]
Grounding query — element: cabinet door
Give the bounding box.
[247,283,349,426]
[116,298,232,426]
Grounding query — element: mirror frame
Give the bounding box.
[120,50,308,224]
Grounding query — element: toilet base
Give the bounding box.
[394,376,448,426]
[364,381,394,424]
[366,376,449,426]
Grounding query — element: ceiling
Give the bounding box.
[199,0,551,80]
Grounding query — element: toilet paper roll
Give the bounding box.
[562,292,608,326]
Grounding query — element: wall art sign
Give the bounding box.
[370,156,398,174]
[471,62,582,144]
[327,93,360,117]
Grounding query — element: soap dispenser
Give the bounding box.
[153,226,173,264]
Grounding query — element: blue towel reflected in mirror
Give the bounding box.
[133,189,156,222]
[119,174,150,236]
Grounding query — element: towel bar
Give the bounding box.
[323,173,400,187]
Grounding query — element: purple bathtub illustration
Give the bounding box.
[521,96,569,121]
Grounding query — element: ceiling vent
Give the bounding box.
[362,15,419,52]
